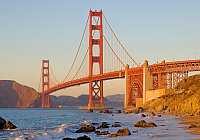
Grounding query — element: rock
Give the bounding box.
[62,138,76,140]
[115,110,121,114]
[116,128,131,136]
[102,110,112,114]
[0,117,6,129]
[75,125,95,133]
[3,121,17,129]
[157,115,161,117]
[141,114,146,117]
[189,124,197,128]
[108,133,118,138]
[96,130,109,135]
[132,130,138,133]
[92,122,99,125]
[134,120,157,128]
[149,112,156,117]
[95,131,100,133]
[62,135,91,140]
[97,122,109,129]
[112,123,121,127]
[86,109,93,113]
[132,107,144,114]
[77,135,91,140]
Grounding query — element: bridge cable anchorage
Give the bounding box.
[93,17,125,68]
[102,13,139,67]
[61,15,89,83]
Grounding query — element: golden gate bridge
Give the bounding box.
[39,10,200,108]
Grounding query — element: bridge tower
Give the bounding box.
[42,60,50,108]
[88,9,104,109]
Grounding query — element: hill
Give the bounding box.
[143,74,200,115]
[50,94,124,107]
[0,80,41,108]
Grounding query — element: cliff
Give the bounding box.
[143,74,200,115]
[0,80,41,108]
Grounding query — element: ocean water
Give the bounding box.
[0,108,199,140]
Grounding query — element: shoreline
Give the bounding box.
[177,115,200,135]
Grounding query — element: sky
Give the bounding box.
[0,0,200,97]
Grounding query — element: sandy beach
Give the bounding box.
[178,115,200,136]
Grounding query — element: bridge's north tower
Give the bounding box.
[88,9,104,109]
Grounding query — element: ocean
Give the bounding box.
[0,108,199,140]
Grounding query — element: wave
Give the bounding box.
[13,119,92,140]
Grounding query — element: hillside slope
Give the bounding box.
[0,80,41,108]
[50,94,124,107]
[143,75,200,115]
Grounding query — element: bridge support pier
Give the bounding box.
[143,60,153,104]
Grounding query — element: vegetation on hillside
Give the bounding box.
[143,74,200,115]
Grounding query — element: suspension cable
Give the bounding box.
[61,15,89,83]
[72,47,89,80]
[102,13,139,67]
[49,64,60,84]
[93,17,125,68]
[38,68,42,93]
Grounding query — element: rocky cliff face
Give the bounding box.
[143,75,200,115]
[0,80,41,108]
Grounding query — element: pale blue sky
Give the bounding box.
[0,0,200,96]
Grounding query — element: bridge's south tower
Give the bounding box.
[42,60,50,108]
[88,9,104,109]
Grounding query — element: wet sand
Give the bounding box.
[178,115,200,136]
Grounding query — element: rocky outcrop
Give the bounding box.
[75,125,95,133]
[108,128,131,138]
[115,110,121,114]
[100,110,113,114]
[116,128,131,136]
[63,135,91,140]
[112,123,121,127]
[0,117,17,130]
[0,80,41,108]
[134,120,157,128]
[149,112,156,117]
[86,109,93,113]
[143,75,200,116]
[97,122,109,129]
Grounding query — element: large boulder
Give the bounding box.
[108,133,118,138]
[0,117,17,130]
[97,122,109,129]
[112,123,121,127]
[116,128,131,136]
[132,107,144,114]
[75,125,95,133]
[86,109,93,113]
[0,117,6,129]
[115,110,121,114]
[134,120,157,128]
[3,121,17,129]
[77,135,91,140]
[62,135,91,140]
[149,112,156,117]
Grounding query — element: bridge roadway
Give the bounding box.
[42,59,200,95]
